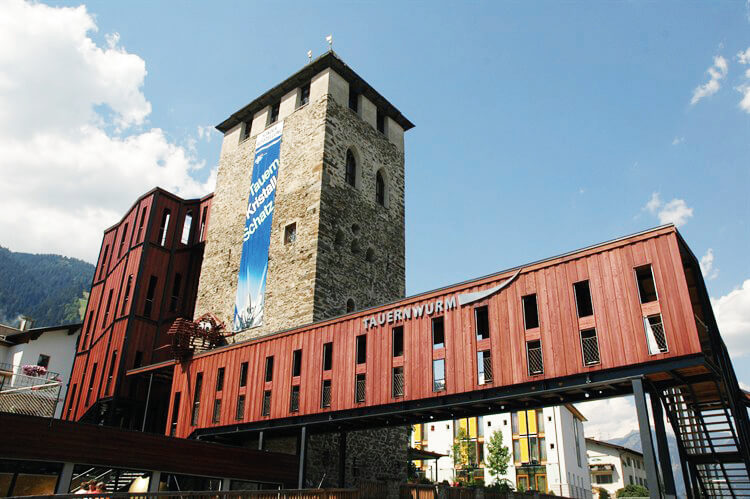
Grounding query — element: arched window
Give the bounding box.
[346,299,356,313]
[376,170,386,206]
[345,150,357,187]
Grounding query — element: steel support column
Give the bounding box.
[339,431,347,488]
[649,391,676,498]
[141,373,154,432]
[55,462,74,494]
[258,430,264,451]
[632,377,661,499]
[297,425,307,489]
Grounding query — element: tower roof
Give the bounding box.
[216,51,415,133]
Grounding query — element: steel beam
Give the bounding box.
[297,425,307,489]
[632,377,661,499]
[649,391,676,498]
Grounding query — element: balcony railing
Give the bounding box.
[355,377,366,403]
[392,371,404,398]
[581,332,601,366]
[0,366,62,418]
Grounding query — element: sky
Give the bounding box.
[0,0,748,440]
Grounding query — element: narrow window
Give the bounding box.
[377,109,385,134]
[158,209,171,246]
[67,384,77,419]
[580,329,601,366]
[475,306,490,340]
[269,102,280,124]
[527,340,544,375]
[376,171,386,206]
[236,394,245,420]
[392,326,404,357]
[322,342,333,371]
[215,367,225,392]
[121,274,133,314]
[239,362,248,387]
[299,82,310,107]
[432,359,446,392]
[143,275,158,318]
[99,245,109,279]
[133,350,143,368]
[169,273,182,312]
[346,298,355,313]
[212,399,222,423]
[191,373,203,425]
[356,334,367,364]
[86,363,98,406]
[199,206,208,241]
[84,311,94,346]
[292,349,302,377]
[181,210,193,245]
[644,314,668,354]
[321,380,332,408]
[355,374,366,403]
[105,350,117,394]
[432,317,445,349]
[573,280,594,318]
[522,294,539,329]
[137,207,147,242]
[392,366,404,398]
[345,150,356,187]
[635,264,658,303]
[348,90,359,113]
[169,392,181,436]
[102,289,113,327]
[477,350,493,384]
[284,222,297,245]
[119,223,129,257]
[290,385,300,412]
[242,121,252,141]
[264,356,274,383]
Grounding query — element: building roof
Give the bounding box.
[216,51,415,133]
[586,437,643,457]
[565,404,587,422]
[0,322,81,345]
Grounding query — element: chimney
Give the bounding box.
[18,315,33,331]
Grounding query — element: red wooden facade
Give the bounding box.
[167,225,706,438]
[63,188,212,428]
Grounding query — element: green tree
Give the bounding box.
[485,428,511,483]
[598,487,611,499]
[616,484,649,497]
[451,427,477,485]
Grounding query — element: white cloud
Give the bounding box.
[671,136,684,145]
[699,248,719,280]
[577,397,639,441]
[691,55,728,105]
[0,0,215,262]
[735,48,750,113]
[197,125,216,141]
[644,192,694,227]
[712,280,750,359]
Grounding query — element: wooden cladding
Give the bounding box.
[167,227,703,437]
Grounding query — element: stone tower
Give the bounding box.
[195,52,412,342]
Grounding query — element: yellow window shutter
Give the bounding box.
[469,417,477,438]
[414,424,422,442]
[518,411,527,435]
[527,409,537,434]
[520,436,529,463]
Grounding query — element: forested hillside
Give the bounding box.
[0,246,94,328]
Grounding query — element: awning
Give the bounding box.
[408,447,447,461]
[590,463,615,472]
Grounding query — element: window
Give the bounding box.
[144,275,158,318]
[635,264,658,303]
[392,367,404,398]
[477,350,492,384]
[169,273,182,312]
[239,362,248,387]
[574,421,582,466]
[356,335,366,364]
[299,82,310,107]
[134,350,143,368]
[346,298,355,313]
[376,109,385,133]
[262,390,272,416]
[573,280,594,318]
[105,350,117,394]
[181,211,193,245]
[580,328,601,365]
[522,294,539,329]
[345,150,356,187]
[376,170,386,206]
[121,275,133,314]
[269,102,280,124]
[99,245,109,279]
[644,314,668,354]
[34,354,50,369]
[212,399,221,423]
[67,384,77,419]
[432,317,445,349]
[86,363,97,406]
[292,349,302,377]
[215,367,225,392]
[199,206,208,240]
[264,356,274,383]
[527,340,544,375]
[84,311,94,346]
[392,326,404,357]
[242,121,252,141]
[322,342,333,371]
[537,411,545,433]
[290,385,300,412]
[321,380,332,408]
[119,223,129,257]
[348,89,358,112]
[169,392,180,436]
[356,373,366,403]
[236,394,245,420]
[475,306,490,340]
[284,223,296,245]
[102,289,113,327]
[432,358,446,392]
[158,209,171,246]
[137,207,147,242]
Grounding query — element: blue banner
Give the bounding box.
[233,122,283,331]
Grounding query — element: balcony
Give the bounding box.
[0,363,62,418]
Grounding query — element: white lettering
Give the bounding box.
[412,305,423,318]
[435,300,443,314]
[445,296,456,311]
[426,303,434,315]
[394,309,402,322]
[387,311,394,323]
[378,313,386,325]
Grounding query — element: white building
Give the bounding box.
[0,319,81,418]
[411,405,592,498]
[586,438,648,496]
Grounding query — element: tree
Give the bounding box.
[598,487,611,499]
[616,484,649,497]
[485,427,511,483]
[451,427,478,486]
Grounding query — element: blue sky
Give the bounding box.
[0,1,748,437]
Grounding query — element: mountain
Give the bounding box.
[0,246,94,328]
[609,430,686,497]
